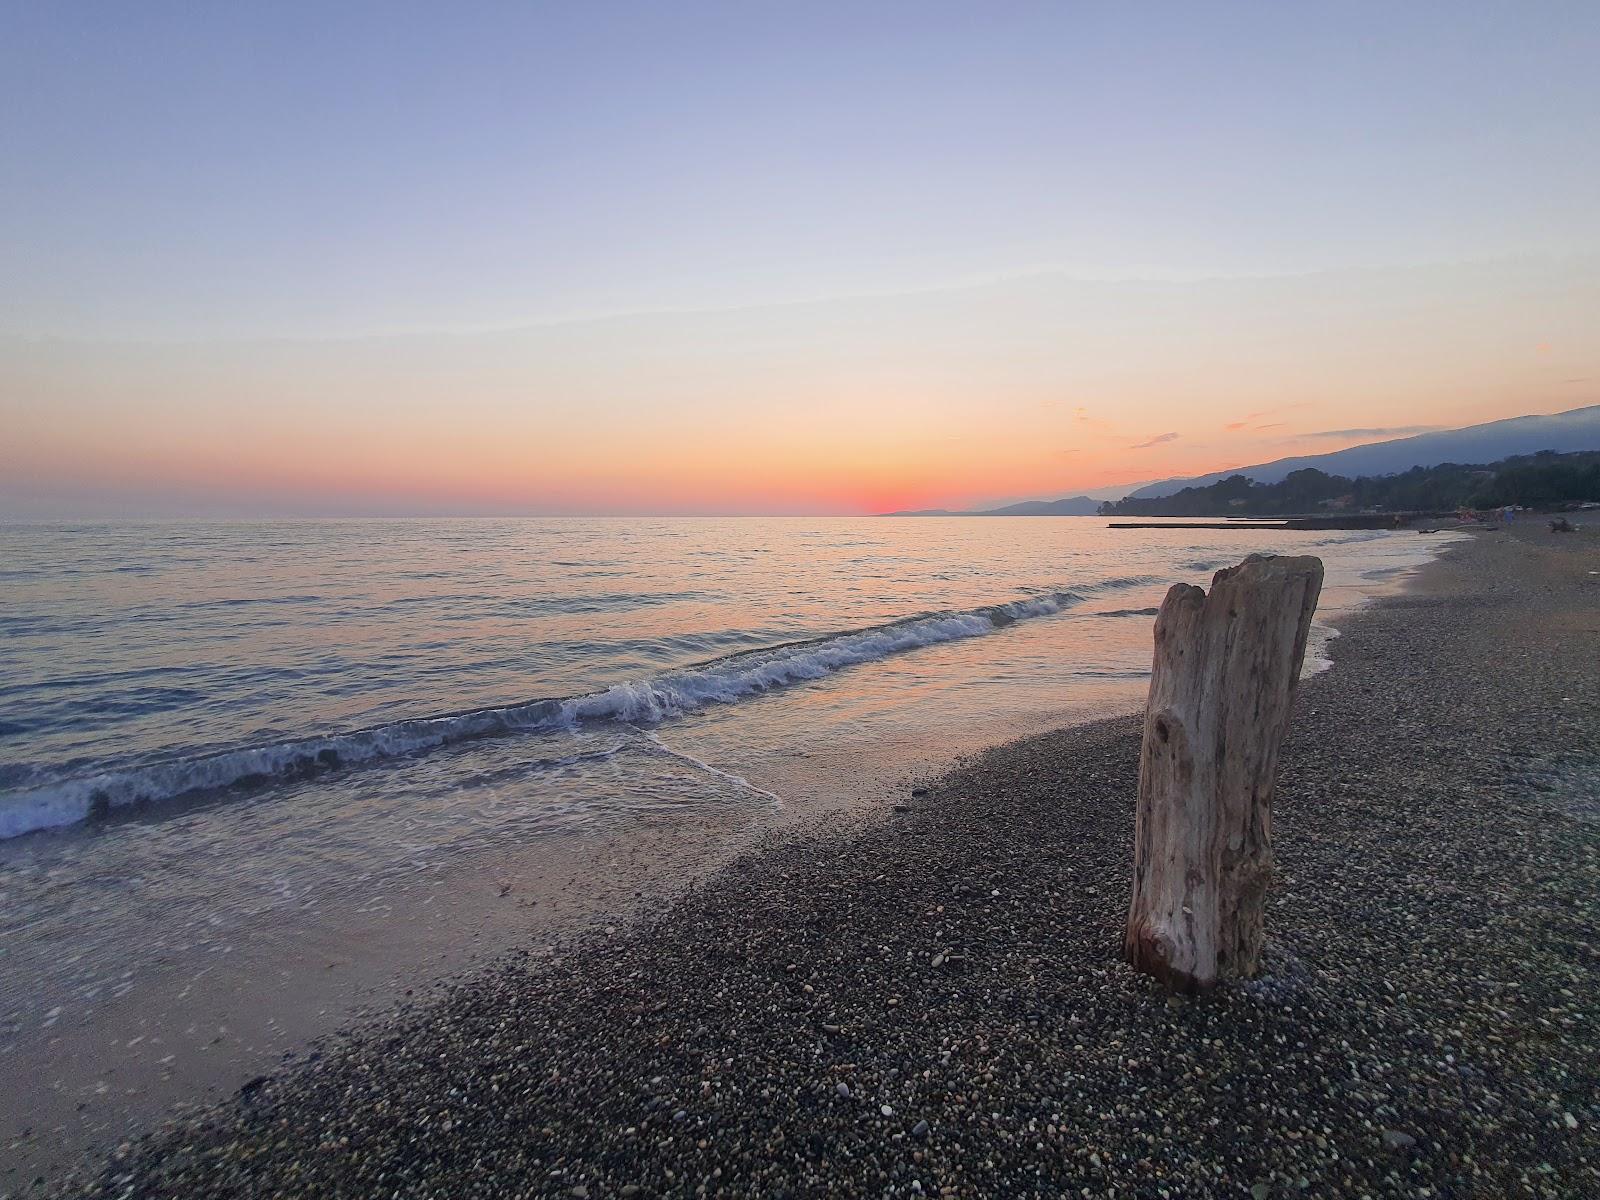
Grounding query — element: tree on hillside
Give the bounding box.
[1099,450,1600,516]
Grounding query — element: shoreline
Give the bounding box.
[25,525,1600,1197]
[15,531,1600,1196]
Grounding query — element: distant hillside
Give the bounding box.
[1129,404,1600,498]
[884,406,1600,517]
[1101,450,1600,517]
[886,495,1099,516]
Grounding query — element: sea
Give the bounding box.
[0,517,1458,1170]
[0,517,1455,830]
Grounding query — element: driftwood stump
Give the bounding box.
[1124,553,1323,993]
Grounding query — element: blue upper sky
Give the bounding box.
[5,1,1597,340]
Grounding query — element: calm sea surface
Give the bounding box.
[2,519,1448,834]
[0,517,1454,1034]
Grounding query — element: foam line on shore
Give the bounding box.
[0,589,1090,840]
[635,728,784,805]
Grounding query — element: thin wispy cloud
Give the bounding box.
[1224,403,1314,433]
[1304,425,1441,440]
[1130,432,1180,449]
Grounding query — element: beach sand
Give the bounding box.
[30,524,1600,1198]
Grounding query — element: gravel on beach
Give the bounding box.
[52,528,1600,1199]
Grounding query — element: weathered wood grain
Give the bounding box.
[1125,553,1324,993]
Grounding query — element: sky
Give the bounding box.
[3,1,1598,516]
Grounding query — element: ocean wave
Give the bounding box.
[0,590,1085,841]
[1089,574,1163,591]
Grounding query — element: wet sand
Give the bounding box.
[0,802,782,1189]
[25,522,1596,1198]
[1,673,1145,1190]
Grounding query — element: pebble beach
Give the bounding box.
[43,525,1600,1198]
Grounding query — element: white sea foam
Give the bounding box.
[1302,623,1342,676]
[634,728,783,805]
[0,591,1085,841]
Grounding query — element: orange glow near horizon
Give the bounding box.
[4,260,1597,517]
[7,400,1589,517]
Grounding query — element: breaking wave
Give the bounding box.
[0,590,1088,840]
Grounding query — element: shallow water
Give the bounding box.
[1,518,1441,831]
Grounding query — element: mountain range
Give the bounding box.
[1128,404,1600,498]
[887,404,1600,514]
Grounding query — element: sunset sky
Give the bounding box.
[3,3,1598,517]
